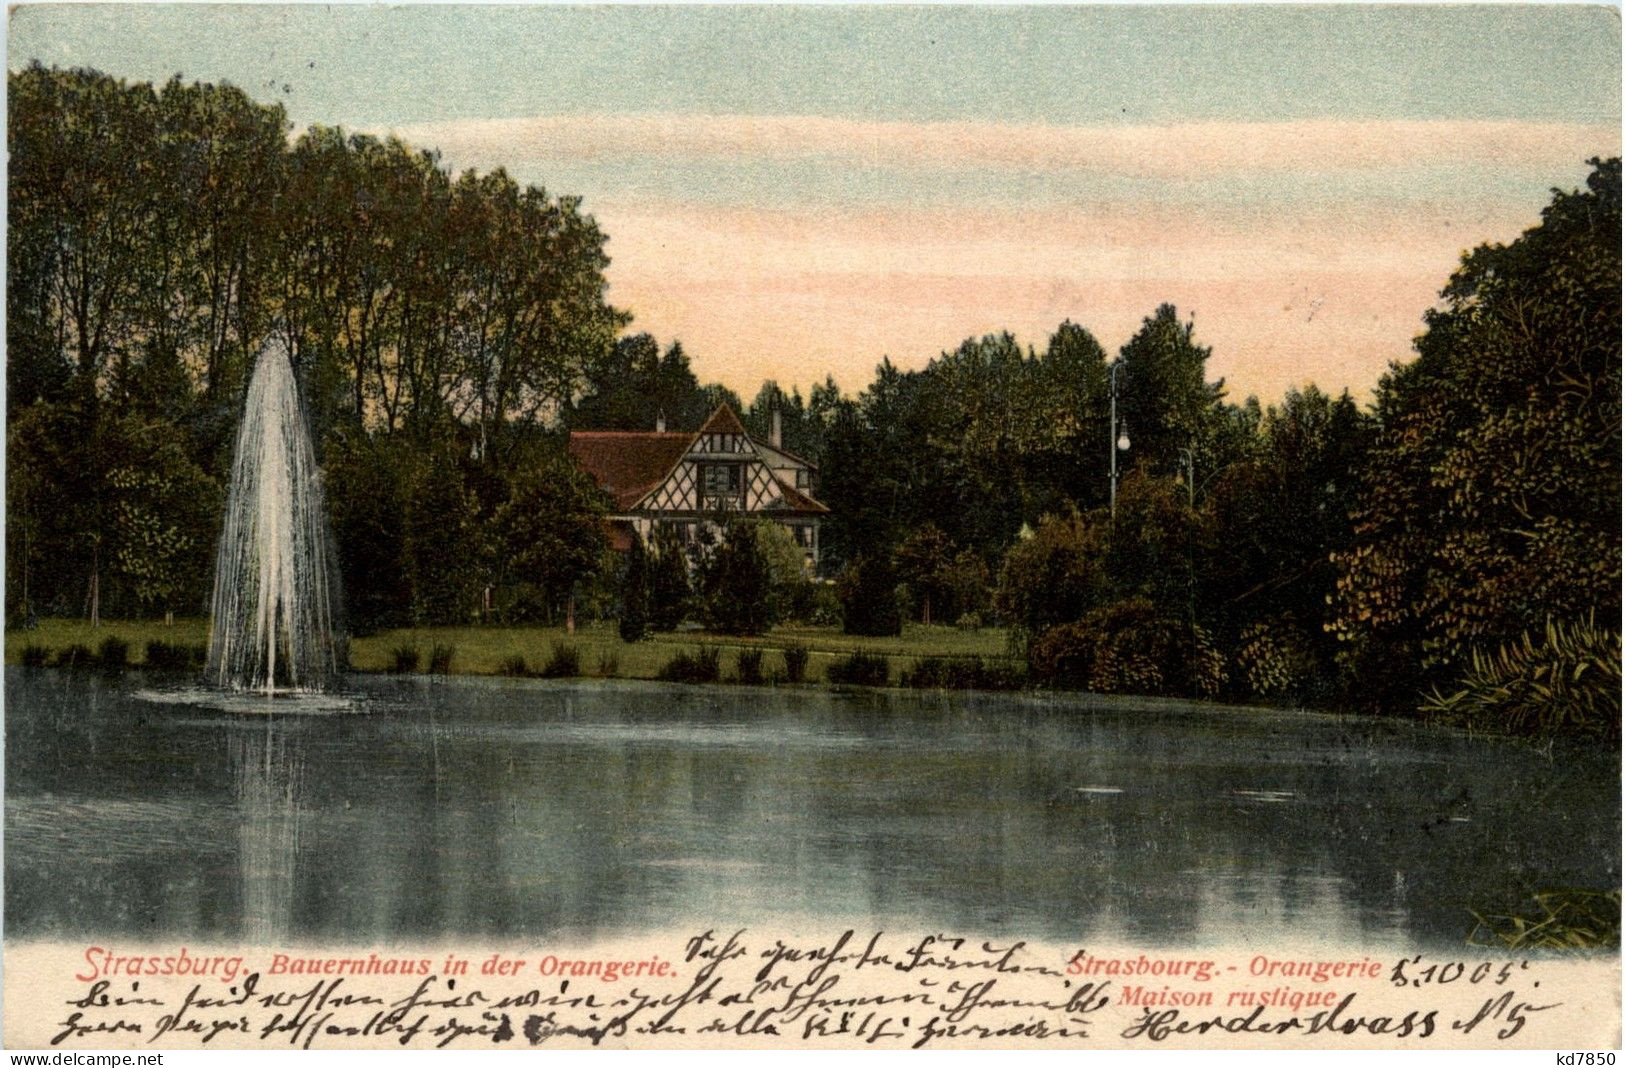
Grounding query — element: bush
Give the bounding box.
[827,651,890,687]
[808,584,843,627]
[144,640,193,672]
[498,654,530,677]
[1028,598,1221,698]
[390,644,421,673]
[53,644,93,669]
[658,647,721,684]
[735,647,765,685]
[956,612,983,631]
[428,644,456,674]
[995,511,1108,636]
[1236,619,1316,700]
[20,644,50,667]
[96,636,130,670]
[1421,616,1621,742]
[782,643,810,683]
[541,643,581,679]
[903,656,1022,691]
[596,650,620,678]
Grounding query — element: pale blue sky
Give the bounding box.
[9,6,1620,127]
[8,6,1621,400]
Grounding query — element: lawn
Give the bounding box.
[6,617,1018,687]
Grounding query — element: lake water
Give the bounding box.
[5,668,1618,949]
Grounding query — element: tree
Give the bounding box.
[1330,158,1621,704]
[838,552,902,637]
[1116,304,1226,475]
[491,450,610,623]
[619,534,651,642]
[648,521,692,631]
[894,523,955,624]
[403,445,480,625]
[106,426,219,620]
[701,520,776,636]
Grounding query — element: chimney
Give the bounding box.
[770,406,782,449]
[656,410,666,433]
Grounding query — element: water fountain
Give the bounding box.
[206,338,343,693]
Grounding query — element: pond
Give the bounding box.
[5,668,1618,949]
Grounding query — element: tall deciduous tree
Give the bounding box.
[1330,158,1621,700]
[1116,304,1226,476]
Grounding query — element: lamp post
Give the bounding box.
[1178,447,1194,509]
[1109,360,1130,518]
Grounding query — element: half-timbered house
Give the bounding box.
[567,404,827,572]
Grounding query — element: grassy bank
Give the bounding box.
[6,617,1018,687]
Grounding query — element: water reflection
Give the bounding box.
[230,719,304,944]
[5,670,1618,949]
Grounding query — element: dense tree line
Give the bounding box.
[7,65,1616,735]
[9,65,627,630]
[812,161,1618,733]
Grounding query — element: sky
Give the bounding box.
[8,5,1621,404]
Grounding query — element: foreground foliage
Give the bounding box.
[1468,890,1621,951]
[1420,616,1621,743]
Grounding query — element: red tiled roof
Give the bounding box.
[698,403,748,436]
[567,432,691,509]
[770,476,829,514]
[569,403,829,515]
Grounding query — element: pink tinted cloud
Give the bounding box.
[385,112,1618,402]
[399,113,1616,180]
[595,198,1547,401]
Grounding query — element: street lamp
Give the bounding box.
[1178,447,1194,509]
[1109,360,1130,518]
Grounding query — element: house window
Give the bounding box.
[795,469,809,489]
[701,463,743,509]
[791,524,816,549]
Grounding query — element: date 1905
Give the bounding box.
[1389,956,1529,988]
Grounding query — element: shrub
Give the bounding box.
[735,647,765,685]
[390,644,421,673]
[1421,616,1621,742]
[1236,619,1315,699]
[596,651,620,678]
[428,644,456,674]
[782,643,810,684]
[827,651,890,687]
[144,640,192,672]
[903,656,1022,691]
[188,644,208,668]
[956,612,983,631]
[53,644,93,669]
[96,636,130,670]
[658,647,721,684]
[808,583,842,627]
[498,654,531,677]
[1028,598,1221,698]
[995,511,1108,636]
[541,643,582,679]
[20,644,50,667]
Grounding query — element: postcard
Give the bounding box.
[4,4,1620,1053]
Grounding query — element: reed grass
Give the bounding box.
[1468,889,1621,950]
